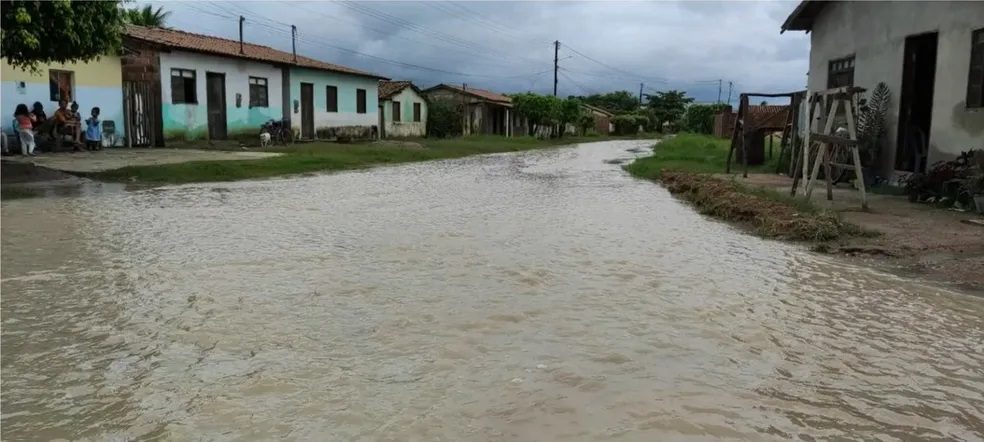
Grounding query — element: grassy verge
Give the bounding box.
[625,133,863,242]
[87,134,651,184]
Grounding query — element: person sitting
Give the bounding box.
[14,104,37,156]
[84,107,102,151]
[30,101,49,136]
[70,102,82,123]
[52,99,82,150]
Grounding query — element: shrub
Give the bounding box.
[682,103,731,134]
[427,99,463,138]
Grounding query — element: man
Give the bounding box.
[52,99,82,150]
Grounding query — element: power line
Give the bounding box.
[563,43,667,84]
[558,70,594,96]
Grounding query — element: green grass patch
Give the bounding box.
[623,132,780,179]
[87,134,652,184]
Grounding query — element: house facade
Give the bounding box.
[423,84,515,136]
[123,25,384,144]
[783,1,984,173]
[1,56,126,145]
[582,104,614,135]
[378,81,428,138]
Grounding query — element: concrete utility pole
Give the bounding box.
[553,40,560,97]
[727,81,733,106]
[239,16,245,54]
[717,79,722,104]
[639,83,644,105]
[291,25,298,62]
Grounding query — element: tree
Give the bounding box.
[426,99,464,138]
[682,103,731,134]
[1,0,126,72]
[558,98,583,137]
[644,90,693,131]
[124,4,170,27]
[581,91,639,114]
[512,93,561,135]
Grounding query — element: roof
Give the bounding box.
[781,0,828,33]
[423,83,512,105]
[378,80,422,100]
[581,103,614,117]
[124,25,386,79]
[746,105,790,130]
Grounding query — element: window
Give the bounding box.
[356,89,367,114]
[392,101,401,122]
[249,77,268,108]
[413,103,421,122]
[827,55,855,89]
[968,28,984,108]
[170,68,197,104]
[49,70,74,101]
[326,85,338,112]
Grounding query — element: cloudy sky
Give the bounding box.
[154,1,810,104]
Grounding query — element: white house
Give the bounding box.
[782,1,984,174]
[378,81,428,138]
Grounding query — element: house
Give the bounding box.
[1,56,126,146]
[122,25,385,144]
[423,84,518,136]
[378,81,428,138]
[782,1,984,174]
[582,104,614,135]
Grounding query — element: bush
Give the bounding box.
[682,103,731,134]
[611,113,650,135]
[427,99,463,138]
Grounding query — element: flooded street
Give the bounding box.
[3,140,983,440]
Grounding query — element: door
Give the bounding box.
[378,104,386,138]
[206,73,227,140]
[895,32,938,172]
[300,82,314,139]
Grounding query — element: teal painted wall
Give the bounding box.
[288,67,378,133]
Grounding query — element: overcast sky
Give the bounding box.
[156,1,809,104]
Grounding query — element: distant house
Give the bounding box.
[122,25,385,144]
[1,56,126,146]
[423,84,520,136]
[378,80,428,138]
[582,104,614,135]
[782,1,984,173]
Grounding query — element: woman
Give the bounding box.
[14,104,37,156]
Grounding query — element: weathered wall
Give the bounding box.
[381,87,427,137]
[288,67,378,138]
[1,57,126,144]
[808,1,984,170]
[158,50,283,141]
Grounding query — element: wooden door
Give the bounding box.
[206,73,227,140]
[301,82,314,139]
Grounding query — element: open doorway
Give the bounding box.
[895,32,938,172]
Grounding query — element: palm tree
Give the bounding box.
[124,5,170,27]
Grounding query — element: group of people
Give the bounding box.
[11,100,103,156]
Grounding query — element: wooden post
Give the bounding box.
[769,131,774,160]
[726,96,743,174]
[741,95,750,178]
[805,98,840,199]
[824,147,833,200]
[844,96,867,209]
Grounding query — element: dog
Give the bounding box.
[259,131,271,148]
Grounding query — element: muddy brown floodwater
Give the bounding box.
[2,140,983,441]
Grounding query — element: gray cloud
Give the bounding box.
[159,0,809,104]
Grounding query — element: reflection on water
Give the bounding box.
[3,141,983,440]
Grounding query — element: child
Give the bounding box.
[14,104,37,156]
[85,107,102,151]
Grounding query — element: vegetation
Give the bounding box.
[644,90,693,131]
[611,114,648,135]
[681,103,730,134]
[86,134,654,184]
[857,82,891,167]
[623,133,778,178]
[510,93,587,137]
[576,91,639,114]
[426,99,464,138]
[123,4,171,27]
[1,0,126,72]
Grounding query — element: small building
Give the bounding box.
[782,1,984,173]
[423,84,515,136]
[1,56,126,146]
[582,104,614,135]
[378,81,428,138]
[122,25,385,144]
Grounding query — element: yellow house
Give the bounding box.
[1,56,125,144]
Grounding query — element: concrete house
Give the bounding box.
[378,81,428,138]
[288,65,386,141]
[122,25,384,143]
[423,84,517,136]
[582,104,614,135]
[1,56,126,146]
[782,1,984,174]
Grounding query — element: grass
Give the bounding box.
[623,133,863,243]
[87,134,651,184]
[623,132,781,179]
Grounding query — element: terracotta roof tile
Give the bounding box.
[124,25,386,79]
[425,84,511,104]
[378,80,413,100]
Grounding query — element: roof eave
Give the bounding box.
[780,0,824,34]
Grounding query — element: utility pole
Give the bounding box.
[639,83,644,105]
[291,25,297,62]
[717,79,722,104]
[553,40,560,97]
[239,16,245,54]
[727,81,733,107]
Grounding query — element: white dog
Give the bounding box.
[259,131,271,148]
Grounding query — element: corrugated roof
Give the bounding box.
[746,105,790,130]
[379,80,413,100]
[424,84,512,104]
[780,0,828,33]
[124,25,386,79]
